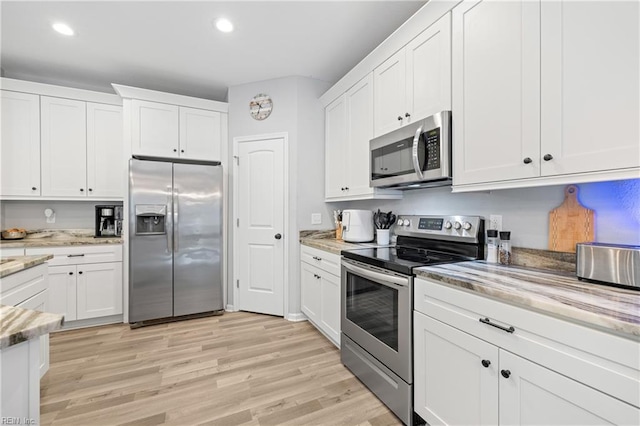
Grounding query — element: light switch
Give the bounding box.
[311,213,322,225]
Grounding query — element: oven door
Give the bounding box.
[341,258,412,383]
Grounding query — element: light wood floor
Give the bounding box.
[41,311,402,425]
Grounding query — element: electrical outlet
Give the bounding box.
[311,213,322,225]
[489,214,502,231]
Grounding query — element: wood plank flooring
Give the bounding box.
[41,312,402,425]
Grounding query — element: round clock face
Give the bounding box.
[249,93,273,120]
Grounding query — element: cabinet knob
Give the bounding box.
[543,154,553,161]
[397,116,403,121]
[481,359,491,368]
[523,157,532,164]
[173,149,178,153]
[501,369,511,379]
[405,112,411,118]
[31,187,37,191]
[68,272,73,275]
[345,187,349,191]
[80,188,84,192]
[341,187,345,191]
[88,188,93,192]
[181,149,184,153]
[78,271,83,275]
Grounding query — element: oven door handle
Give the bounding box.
[412,125,424,180]
[342,260,409,288]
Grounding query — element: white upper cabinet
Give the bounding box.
[179,107,222,161]
[325,74,402,201]
[41,96,88,197]
[453,0,639,190]
[452,0,540,186]
[0,91,41,197]
[87,103,123,198]
[114,85,227,162]
[540,0,640,176]
[374,13,452,137]
[325,94,348,199]
[131,100,180,158]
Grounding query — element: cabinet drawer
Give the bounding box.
[0,263,48,306]
[415,278,640,409]
[26,245,122,266]
[300,245,341,276]
[1,247,25,257]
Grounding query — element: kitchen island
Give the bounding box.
[0,254,63,424]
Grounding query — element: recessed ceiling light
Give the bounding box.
[52,22,74,36]
[215,18,234,33]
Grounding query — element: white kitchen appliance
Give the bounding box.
[342,209,374,242]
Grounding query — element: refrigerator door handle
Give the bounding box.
[167,187,173,253]
[173,186,179,253]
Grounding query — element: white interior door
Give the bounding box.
[236,136,285,316]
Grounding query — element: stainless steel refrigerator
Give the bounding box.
[129,158,223,325]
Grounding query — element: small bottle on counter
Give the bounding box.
[499,231,512,265]
[486,229,499,264]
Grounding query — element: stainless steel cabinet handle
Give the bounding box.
[479,317,515,333]
[67,254,85,257]
[342,259,410,288]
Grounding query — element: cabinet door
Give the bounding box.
[300,262,321,324]
[345,73,375,198]
[374,50,407,137]
[319,271,340,346]
[47,265,77,321]
[414,311,499,426]
[452,0,540,185]
[500,350,640,426]
[16,289,50,378]
[540,1,640,176]
[86,103,123,198]
[324,95,348,199]
[41,96,87,197]
[406,13,452,122]
[0,91,41,197]
[131,100,179,158]
[179,107,221,161]
[76,262,123,320]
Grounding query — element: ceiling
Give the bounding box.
[1,1,427,101]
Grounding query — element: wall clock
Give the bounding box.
[249,93,273,120]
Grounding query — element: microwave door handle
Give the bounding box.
[412,125,424,179]
[342,260,409,288]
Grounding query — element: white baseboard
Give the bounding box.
[286,312,307,322]
[56,314,123,331]
[225,304,238,312]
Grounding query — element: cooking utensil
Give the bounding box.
[548,185,595,253]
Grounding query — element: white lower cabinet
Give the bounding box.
[26,245,123,323]
[414,278,640,425]
[16,289,50,378]
[300,246,341,346]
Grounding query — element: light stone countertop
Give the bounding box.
[415,261,640,338]
[300,229,380,255]
[0,254,53,278]
[0,229,123,248]
[0,304,64,349]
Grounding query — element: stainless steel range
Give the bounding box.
[341,215,485,425]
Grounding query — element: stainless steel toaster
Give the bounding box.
[576,243,640,289]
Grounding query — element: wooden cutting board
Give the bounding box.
[548,185,595,253]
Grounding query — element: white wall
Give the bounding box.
[335,179,640,249]
[1,200,121,230]
[227,76,331,317]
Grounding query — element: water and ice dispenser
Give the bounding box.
[135,205,167,235]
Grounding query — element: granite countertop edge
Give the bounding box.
[415,262,640,339]
[0,304,64,349]
[0,254,54,278]
[0,237,124,248]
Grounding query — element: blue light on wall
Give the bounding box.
[578,179,640,245]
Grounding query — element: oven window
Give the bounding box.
[346,272,399,351]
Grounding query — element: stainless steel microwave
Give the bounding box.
[370,111,452,189]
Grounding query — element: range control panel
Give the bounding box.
[394,215,484,243]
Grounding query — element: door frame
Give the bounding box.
[231,132,290,318]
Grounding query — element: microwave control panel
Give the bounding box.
[424,128,441,170]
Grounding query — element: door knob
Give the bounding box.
[275,233,282,240]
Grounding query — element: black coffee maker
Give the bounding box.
[95,205,123,238]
